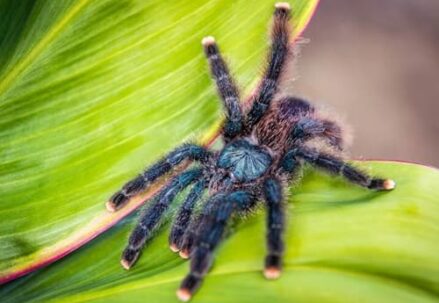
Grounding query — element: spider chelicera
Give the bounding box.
[106,3,395,301]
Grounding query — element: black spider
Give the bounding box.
[106,3,395,301]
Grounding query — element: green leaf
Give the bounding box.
[2,1,438,302]
[1,161,439,302]
[0,0,318,283]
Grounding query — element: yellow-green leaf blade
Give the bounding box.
[1,161,438,302]
[0,0,319,283]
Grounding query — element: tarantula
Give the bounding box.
[106,3,395,301]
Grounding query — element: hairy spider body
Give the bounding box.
[106,3,395,301]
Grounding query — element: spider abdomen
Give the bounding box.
[217,139,272,182]
[254,96,315,151]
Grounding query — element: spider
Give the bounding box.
[106,3,396,301]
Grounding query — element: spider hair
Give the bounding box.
[106,3,395,301]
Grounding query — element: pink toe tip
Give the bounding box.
[170,243,180,253]
[275,2,291,10]
[201,36,215,46]
[383,179,396,190]
[106,201,117,212]
[177,288,192,302]
[179,250,190,259]
[120,259,131,270]
[264,267,281,280]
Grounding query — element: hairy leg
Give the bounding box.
[290,147,396,190]
[177,194,221,259]
[169,179,207,253]
[263,177,286,279]
[121,168,202,269]
[202,36,243,140]
[245,3,292,130]
[107,144,211,211]
[177,191,256,301]
[292,117,343,149]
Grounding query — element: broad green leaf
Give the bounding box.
[0,0,318,283]
[1,161,438,302]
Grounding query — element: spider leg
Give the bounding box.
[245,3,292,130]
[287,147,396,190]
[177,191,256,301]
[178,215,204,259]
[202,36,243,141]
[178,189,255,259]
[177,194,220,259]
[266,95,343,149]
[121,168,202,269]
[107,144,211,211]
[169,179,207,253]
[263,177,285,279]
[293,117,343,150]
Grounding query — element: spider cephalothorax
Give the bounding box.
[106,3,395,301]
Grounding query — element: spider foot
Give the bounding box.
[264,267,281,280]
[201,36,215,46]
[368,178,396,191]
[178,231,195,259]
[383,179,397,190]
[177,288,192,302]
[169,234,191,257]
[177,274,202,302]
[169,242,180,253]
[275,2,291,11]
[179,249,190,259]
[106,201,118,212]
[120,247,140,270]
[107,191,130,212]
[264,255,282,280]
[169,226,186,253]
